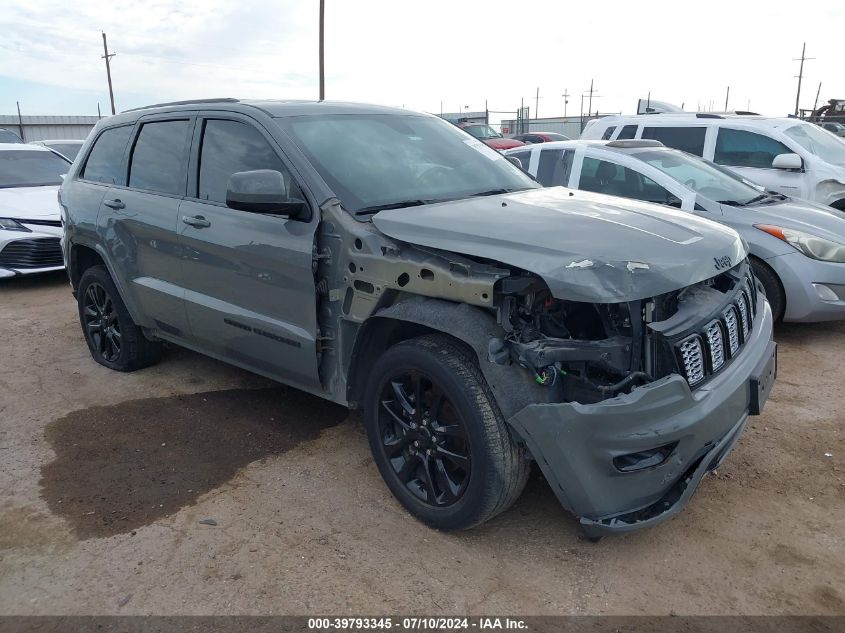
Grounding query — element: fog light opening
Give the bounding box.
[613,442,679,473]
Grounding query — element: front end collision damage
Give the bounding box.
[315,194,774,536]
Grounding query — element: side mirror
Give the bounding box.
[771,153,803,171]
[506,156,523,168]
[225,169,307,219]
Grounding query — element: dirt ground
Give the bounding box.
[0,271,843,616]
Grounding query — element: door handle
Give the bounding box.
[182,215,211,228]
[103,199,125,210]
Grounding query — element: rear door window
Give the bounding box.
[714,128,793,168]
[81,126,133,185]
[641,126,706,156]
[536,149,574,186]
[128,120,191,195]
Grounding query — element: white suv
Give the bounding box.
[581,113,845,209]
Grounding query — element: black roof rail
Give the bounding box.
[732,110,760,116]
[606,140,665,149]
[122,98,240,113]
[696,113,724,119]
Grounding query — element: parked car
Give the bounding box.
[30,139,85,161]
[61,99,776,538]
[506,139,845,323]
[457,123,524,150]
[511,132,571,144]
[0,143,70,278]
[581,113,845,209]
[820,122,845,138]
[0,128,24,144]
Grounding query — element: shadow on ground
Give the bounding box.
[40,387,348,539]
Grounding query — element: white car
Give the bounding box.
[0,143,70,278]
[581,113,845,210]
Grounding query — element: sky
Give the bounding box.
[1,0,843,122]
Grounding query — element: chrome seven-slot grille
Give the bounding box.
[677,275,758,387]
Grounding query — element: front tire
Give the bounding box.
[363,334,529,530]
[750,257,785,322]
[77,265,162,371]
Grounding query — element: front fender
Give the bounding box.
[366,296,554,419]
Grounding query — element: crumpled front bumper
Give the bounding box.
[508,300,775,537]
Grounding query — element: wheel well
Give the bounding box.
[70,245,106,292]
[749,254,785,318]
[346,317,477,406]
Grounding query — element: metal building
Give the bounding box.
[0,115,100,143]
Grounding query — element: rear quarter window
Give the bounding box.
[81,126,133,185]
[641,126,706,156]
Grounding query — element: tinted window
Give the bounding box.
[278,114,538,213]
[617,125,638,140]
[714,128,792,168]
[579,157,675,205]
[82,126,133,185]
[198,119,293,204]
[129,120,191,195]
[601,126,617,140]
[0,150,70,188]
[47,143,82,160]
[642,126,706,156]
[0,129,23,143]
[536,149,574,186]
[508,150,532,170]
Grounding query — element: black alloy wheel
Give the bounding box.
[377,370,471,507]
[83,282,122,363]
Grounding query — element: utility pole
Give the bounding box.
[793,42,814,116]
[535,87,539,119]
[561,88,570,117]
[101,32,116,115]
[724,86,730,112]
[587,79,595,119]
[16,101,24,141]
[318,0,325,101]
[813,82,822,113]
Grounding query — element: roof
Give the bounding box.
[0,142,53,152]
[116,98,416,119]
[30,139,85,145]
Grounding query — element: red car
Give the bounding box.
[512,132,571,144]
[458,123,525,150]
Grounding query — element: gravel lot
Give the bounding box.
[1,272,843,615]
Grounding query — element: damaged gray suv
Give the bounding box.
[60,100,777,537]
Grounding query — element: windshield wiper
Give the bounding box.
[717,200,747,207]
[354,200,432,216]
[469,188,513,197]
[745,194,769,205]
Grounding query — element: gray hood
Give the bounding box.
[372,187,746,303]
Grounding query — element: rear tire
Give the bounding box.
[363,334,530,530]
[750,257,785,322]
[77,265,162,371]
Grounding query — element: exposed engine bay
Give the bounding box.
[487,262,757,404]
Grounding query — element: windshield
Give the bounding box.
[0,129,23,144]
[784,122,845,166]
[0,150,69,188]
[463,124,502,140]
[277,114,538,213]
[46,143,82,160]
[636,148,764,205]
